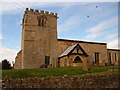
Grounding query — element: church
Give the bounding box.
[14,8,120,69]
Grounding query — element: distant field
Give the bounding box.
[2,66,119,79]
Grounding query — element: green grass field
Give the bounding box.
[2,66,119,79]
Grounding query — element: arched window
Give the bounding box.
[73,56,82,63]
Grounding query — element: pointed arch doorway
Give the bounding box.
[73,56,82,63]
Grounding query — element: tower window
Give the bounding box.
[42,19,44,26]
[38,19,41,26]
[38,17,46,27]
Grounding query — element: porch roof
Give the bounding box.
[59,44,77,58]
[58,44,88,58]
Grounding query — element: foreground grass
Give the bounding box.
[2,66,119,79]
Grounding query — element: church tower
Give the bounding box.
[20,8,58,69]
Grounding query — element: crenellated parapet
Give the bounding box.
[25,8,58,17]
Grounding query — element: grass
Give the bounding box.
[2,66,119,79]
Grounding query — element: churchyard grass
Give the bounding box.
[2,66,119,79]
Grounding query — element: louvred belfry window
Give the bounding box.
[38,17,47,27]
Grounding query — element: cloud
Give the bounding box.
[105,33,118,41]
[85,17,117,40]
[0,34,2,40]
[107,38,119,49]
[1,2,39,14]
[58,15,81,33]
[0,46,18,62]
[1,2,80,15]
[105,32,118,49]
[2,1,118,15]
[2,0,119,2]
[16,19,22,25]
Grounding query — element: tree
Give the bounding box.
[2,59,11,70]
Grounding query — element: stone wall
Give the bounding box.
[2,73,120,88]
[14,8,58,69]
[107,49,120,65]
[22,8,58,68]
[59,55,88,71]
[14,50,22,69]
[58,39,108,66]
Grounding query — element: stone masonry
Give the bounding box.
[14,8,120,69]
[2,73,120,88]
[14,8,58,69]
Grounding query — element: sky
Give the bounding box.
[0,0,119,64]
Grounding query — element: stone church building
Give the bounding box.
[14,8,120,69]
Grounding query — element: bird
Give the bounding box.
[87,16,89,18]
[96,6,98,8]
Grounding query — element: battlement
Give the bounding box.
[25,8,58,17]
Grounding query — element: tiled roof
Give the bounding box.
[59,44,77,58]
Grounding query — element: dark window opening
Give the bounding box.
[95,52,99,64]
[38,19,41,26]
[42,19,44,26]
[108,53,111,64]
[115,53,117,61]
[38,18,46,27]
[73,56,82,63]
[45,56,50,65]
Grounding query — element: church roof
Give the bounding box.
[58,39,107,45]
[59,44,88,58]
[107,49,120,51]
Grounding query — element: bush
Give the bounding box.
[2,59,12,70]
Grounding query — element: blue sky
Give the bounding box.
[0,0,119,63]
